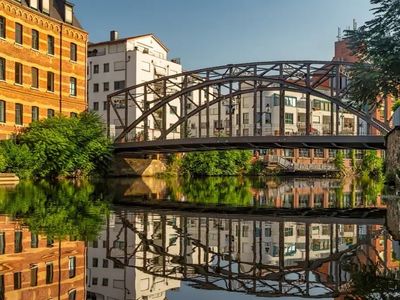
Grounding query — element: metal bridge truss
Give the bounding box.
[105,210,389,298]
[107,61,391,152]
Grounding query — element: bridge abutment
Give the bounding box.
[109,154,167,177]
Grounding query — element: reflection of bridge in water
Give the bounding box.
[104,209,397,298]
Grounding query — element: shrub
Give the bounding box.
[0,112,112,179]
[181,150,252,176]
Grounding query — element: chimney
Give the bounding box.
[110,31,119,41]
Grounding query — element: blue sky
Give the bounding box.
[74,0,374,70]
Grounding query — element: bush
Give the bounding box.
[0,112,113,179]
[181,150,252,176]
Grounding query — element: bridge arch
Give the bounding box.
[107,61,390,145]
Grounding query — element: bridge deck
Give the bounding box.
[114,135,386,154]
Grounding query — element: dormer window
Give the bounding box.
[65,3,73,24]
[41,0,49,14]
[30,0,38,9]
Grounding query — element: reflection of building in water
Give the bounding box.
[87,213,180,300]
[104,210,400,298]
[252,178,385,208]
[0,216,85,300]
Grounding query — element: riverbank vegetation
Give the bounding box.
[0,180,109,240]
[0,113,112,179]
[172,150,254,176]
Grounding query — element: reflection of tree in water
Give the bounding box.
[180,177,253,206]
[0,180,109,240]
[342,243,400,300]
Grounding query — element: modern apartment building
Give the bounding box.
[88,31,183,139]
[0,216,86,300]
[0,0,88,139]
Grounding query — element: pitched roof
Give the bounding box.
[16,0,83,30]
[89,33,170,52]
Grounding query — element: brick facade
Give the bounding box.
[0,0,87,139]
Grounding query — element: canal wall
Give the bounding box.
[385,127,400,178]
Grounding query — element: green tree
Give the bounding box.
[345,0,400,107]
[0,112,113,179]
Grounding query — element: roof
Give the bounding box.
[89,33,170,52]
[15,0,83,30]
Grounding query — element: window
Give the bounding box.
[284,227,294,237]
[103,101,107,110]
[14,231,23,253]
[31,233,38,248]
[30,265,38,286]
[265,112,271,124]
[30,0,38,9]
[285,113,294,124]
[0,16,6,39]
[114,80,125,90]
[47,35,54,55]
[31,67,39,88]
[15,103,23,125]
[47,237,54,247]
[285,96,297,107]
[70,112,77,118]
[243,113,249,125]
[69,257,76,278]
[65,4,73,24]
[47,109,54,118]
[92,257,98,267]
[14,272,21,290]
[0,275,4,299]
[299,148,310,157]
[315,149,324,158]
[42,0,50,14]
[93,64,99,74]
[0,100,5,123]
[47,71,54,91]
[15,23,23,45]
[46,263,53,284]
[93,102,99,111]
[0,57,5,81]
[102,278,108,286]
[32,29,39,50]
[70,43,77,61]
[284,149,294,157]
[32,106,39,122]
[103,259,109,268]
[15,62,23,85]
[92,240,98,248]
[0,232,5,254]
[93,83,99,92]
[92,277,98,285]
[103,82,109,92]
[103,63,109,73]
[68,290,76,300]
[69,77,77,96]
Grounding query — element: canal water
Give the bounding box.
[0,177,399,299]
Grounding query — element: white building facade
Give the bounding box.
[88,32,183,140]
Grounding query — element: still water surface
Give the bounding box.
[0,177,398,300]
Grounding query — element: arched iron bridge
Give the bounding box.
[107,61,390,153]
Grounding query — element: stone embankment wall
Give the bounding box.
[386,198,400,240]
[385,127,400,177]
